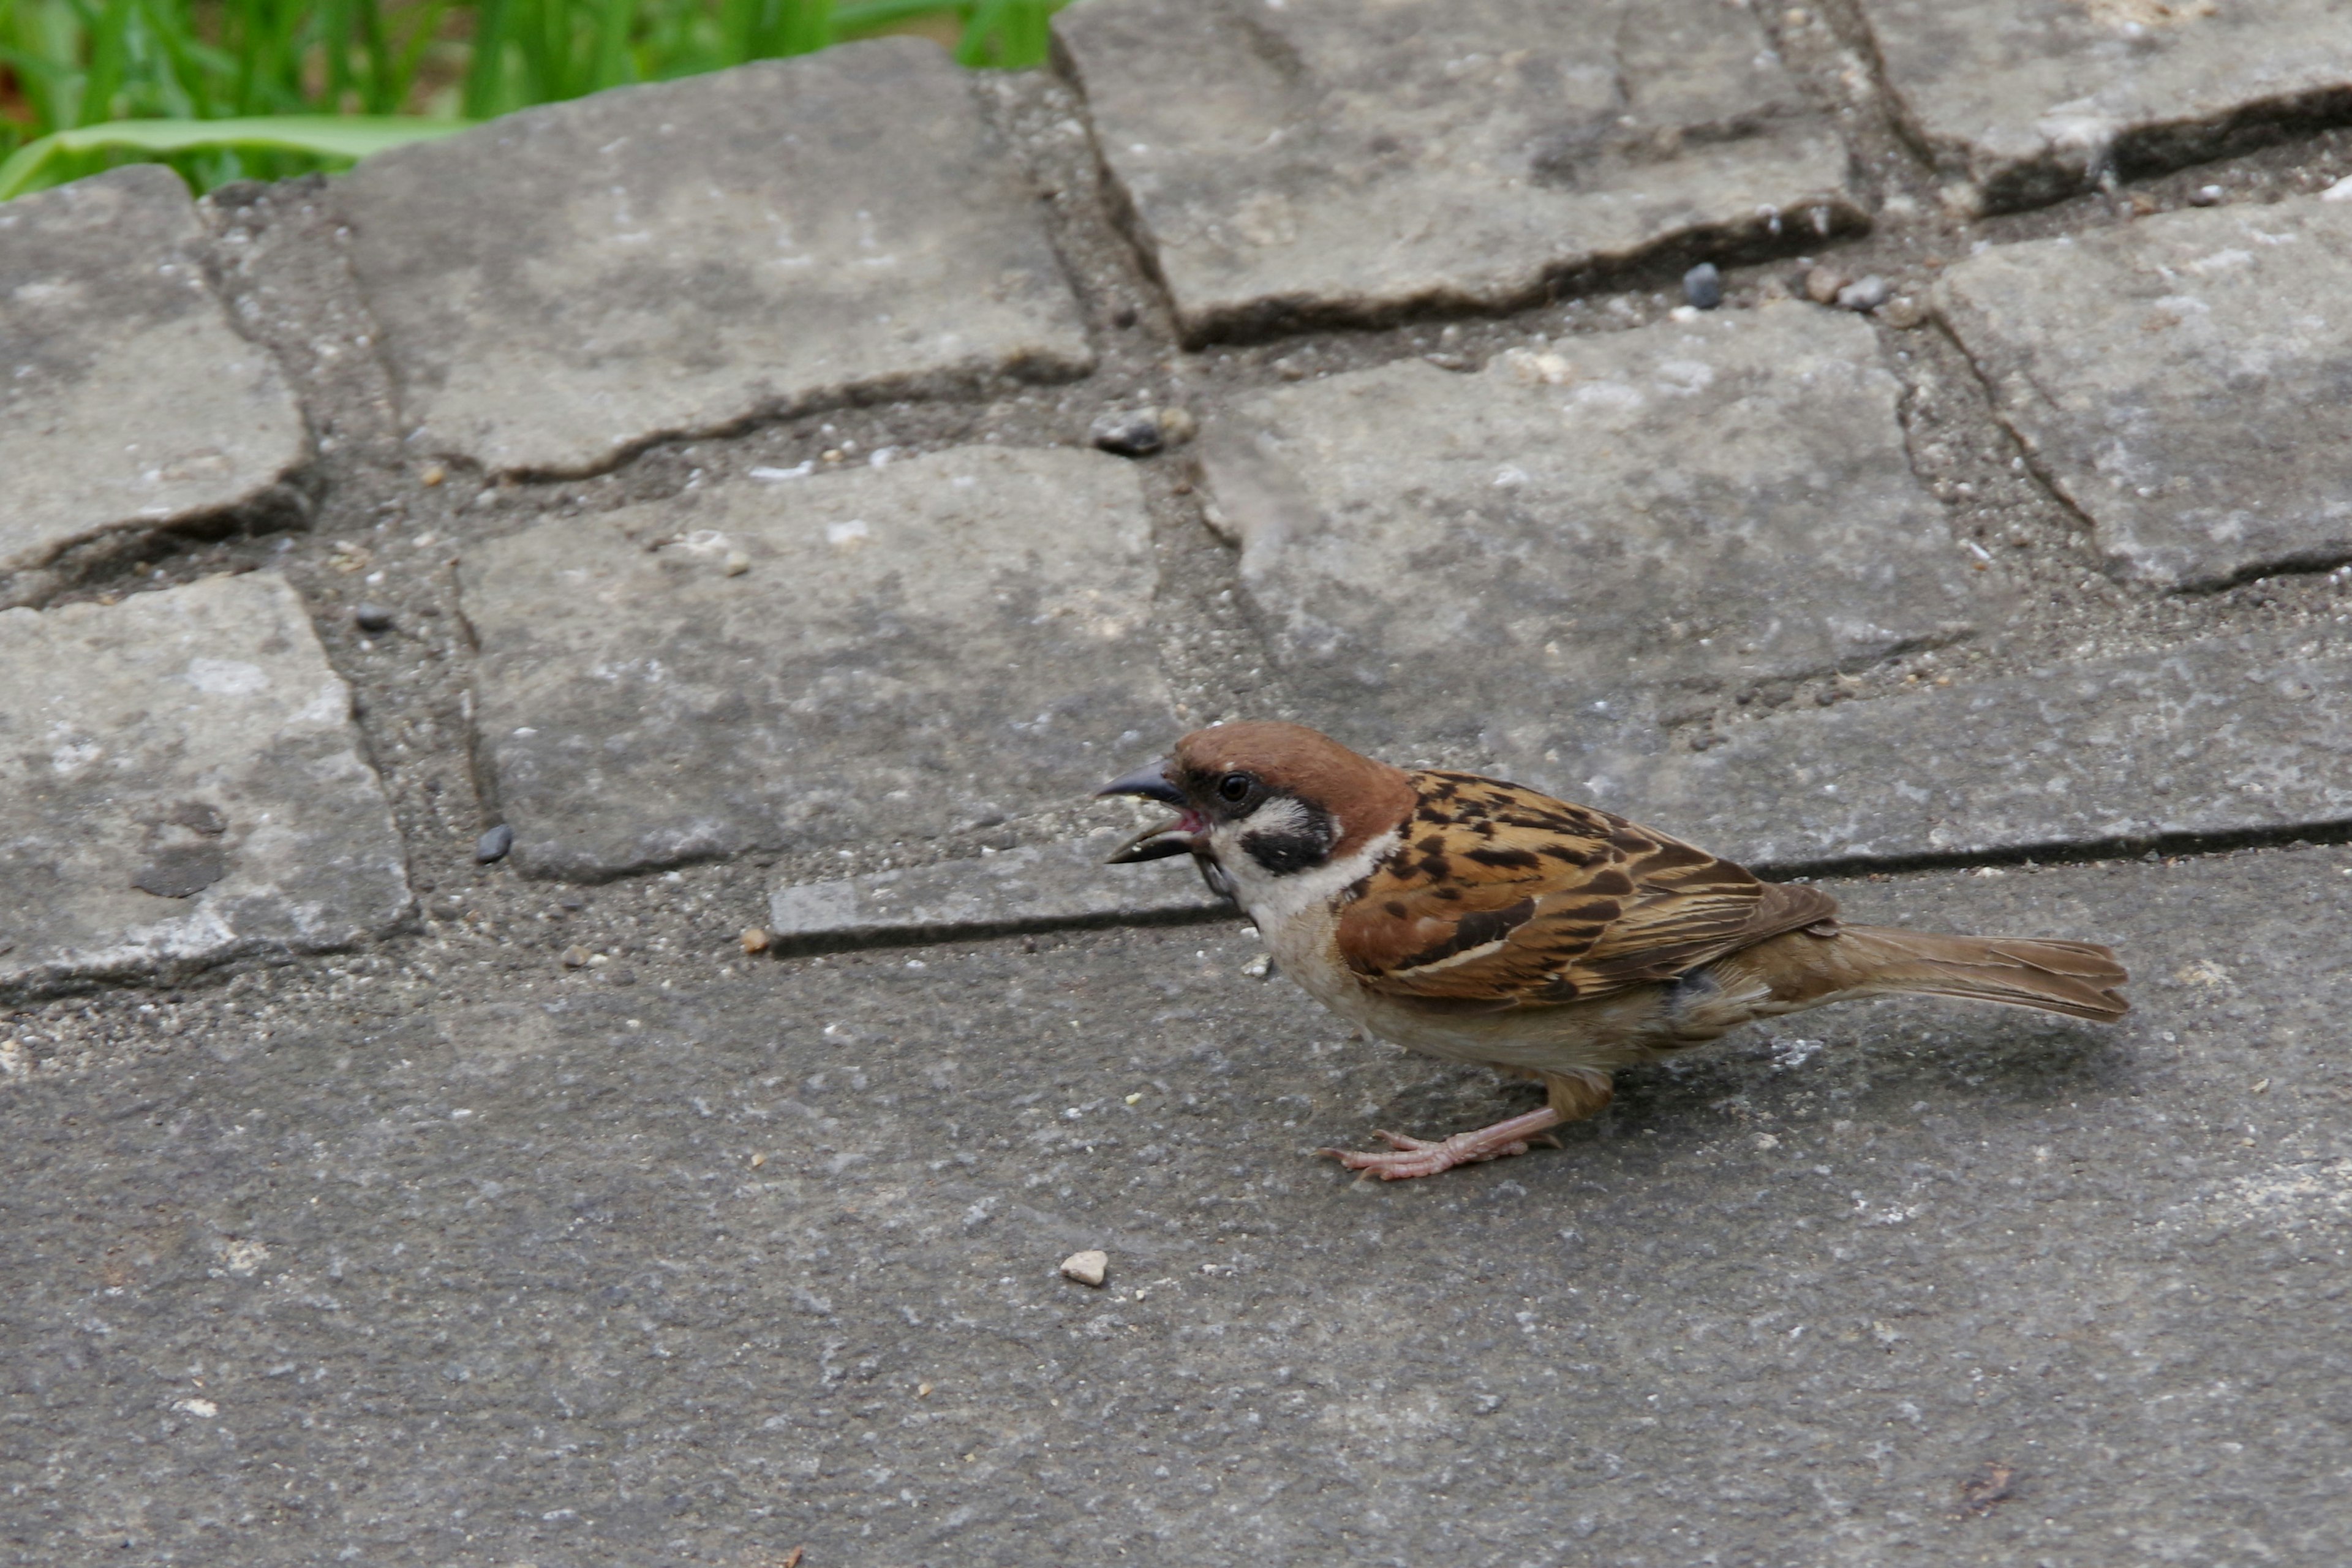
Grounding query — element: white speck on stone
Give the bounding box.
[175,1398,219,1418]
[2323,175,2352,202]
[1060,1250,1109,1287]
[183,658,269,696]
[826,518,871,547]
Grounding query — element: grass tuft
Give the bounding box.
[0,0,1066,198]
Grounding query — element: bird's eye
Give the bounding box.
[1217,772,1254,804]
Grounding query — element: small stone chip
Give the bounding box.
[1156,405,1198,446]
[740,926,773,955]
[1090,409,1164,457]
[1683,262,1724,310]
[560,944,592,968]
[474,823,514,863]
[723,549,751,576]
[1804,265,1847,304]
[1060,1249,1109,1287]
[1836,274,1891,312]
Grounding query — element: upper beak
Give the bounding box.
[1096,758,1185,808]
[1097,757,1200,864]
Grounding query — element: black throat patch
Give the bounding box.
[1240,801,1335,876]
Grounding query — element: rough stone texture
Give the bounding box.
[0,573,410,992]
[1614,628,2352,870]
[7,846,2351,1562]
[337,40,1093,477]
[769,827,1226,947]
[0,166,308,598]
[1198,303,1986,776]
[1937,198,2352,590]
[461,448,1171,880]
[1055,0,1861,343]
[1859,0,2352,211]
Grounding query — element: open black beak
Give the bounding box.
[1097,758,1202,864]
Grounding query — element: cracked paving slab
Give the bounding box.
[1858,0,2352,211]
[0,166,308,603]
[336,40,1093,477]
[1936,195,2352,590]
[1197,302,1988,780]
[459,447,1173,881]
[768,826,1226,949]
[1610,627,2352,870]
[1055,0,1860,342]
[0,571,411,993]
[2,846,2348,1561]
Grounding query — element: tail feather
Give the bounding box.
[1832,924,2129,1023]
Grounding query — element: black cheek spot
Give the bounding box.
[1243,831,1329,876]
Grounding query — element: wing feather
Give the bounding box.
[1334,771,1838,1006]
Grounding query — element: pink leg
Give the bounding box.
[1317,1106,1567,1182]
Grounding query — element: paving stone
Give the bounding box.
[769,827,1226,948]
[1859,0,2352,211]
[9,846,2352,1560]
[1937,198,2352,590]
[1055,0,1860,343]
[1197,302,1987,774]
[0,572,410,992]
[1610,628,2352,870]
[461,448,1170,880]
[337,40,1092,477]
[0,166,307,603]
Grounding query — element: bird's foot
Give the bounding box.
[1317,1107,1566,1182]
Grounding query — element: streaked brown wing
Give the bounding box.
[1335,771,1838,1006]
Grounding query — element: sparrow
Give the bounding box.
[1098,722,2127,1181]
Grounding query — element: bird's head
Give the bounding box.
[1096,722,1416,895]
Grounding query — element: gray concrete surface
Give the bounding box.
[6,848,2349,1564]
[1197,305,1987,770]
[0,167,307,603]
[337,40,1092,476]
[1613,627,2352,870]
[1057,0,1860,342]
[769,827,1224,949]
[459,447,1170,880]
[0,572,411,993]
[1937,195,2352,590]
[6,5,2352,1564]
[1861,0,2352,211]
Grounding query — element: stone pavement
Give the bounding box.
[4,4,2352,1562]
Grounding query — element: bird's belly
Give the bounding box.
[1259,908,1679,1075]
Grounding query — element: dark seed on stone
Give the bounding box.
[1089,410,1164,458]
[1112,304,1139,328]
[605,967,638,987]
[353,602,394,632]
[132,846,228,899]
[1683,262,1724,310]
[475,823,514,863]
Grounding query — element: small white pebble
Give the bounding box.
[1060,1250,1108,1287]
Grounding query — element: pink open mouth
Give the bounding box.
[1105,808,1209,864]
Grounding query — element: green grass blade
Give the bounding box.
[462,0,512,117]
[75,0,135,125]
[831,0,962,32]
[0,114,473,199]
[587,0,637,89]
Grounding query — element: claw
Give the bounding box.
[1314,1106,1569,1182]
